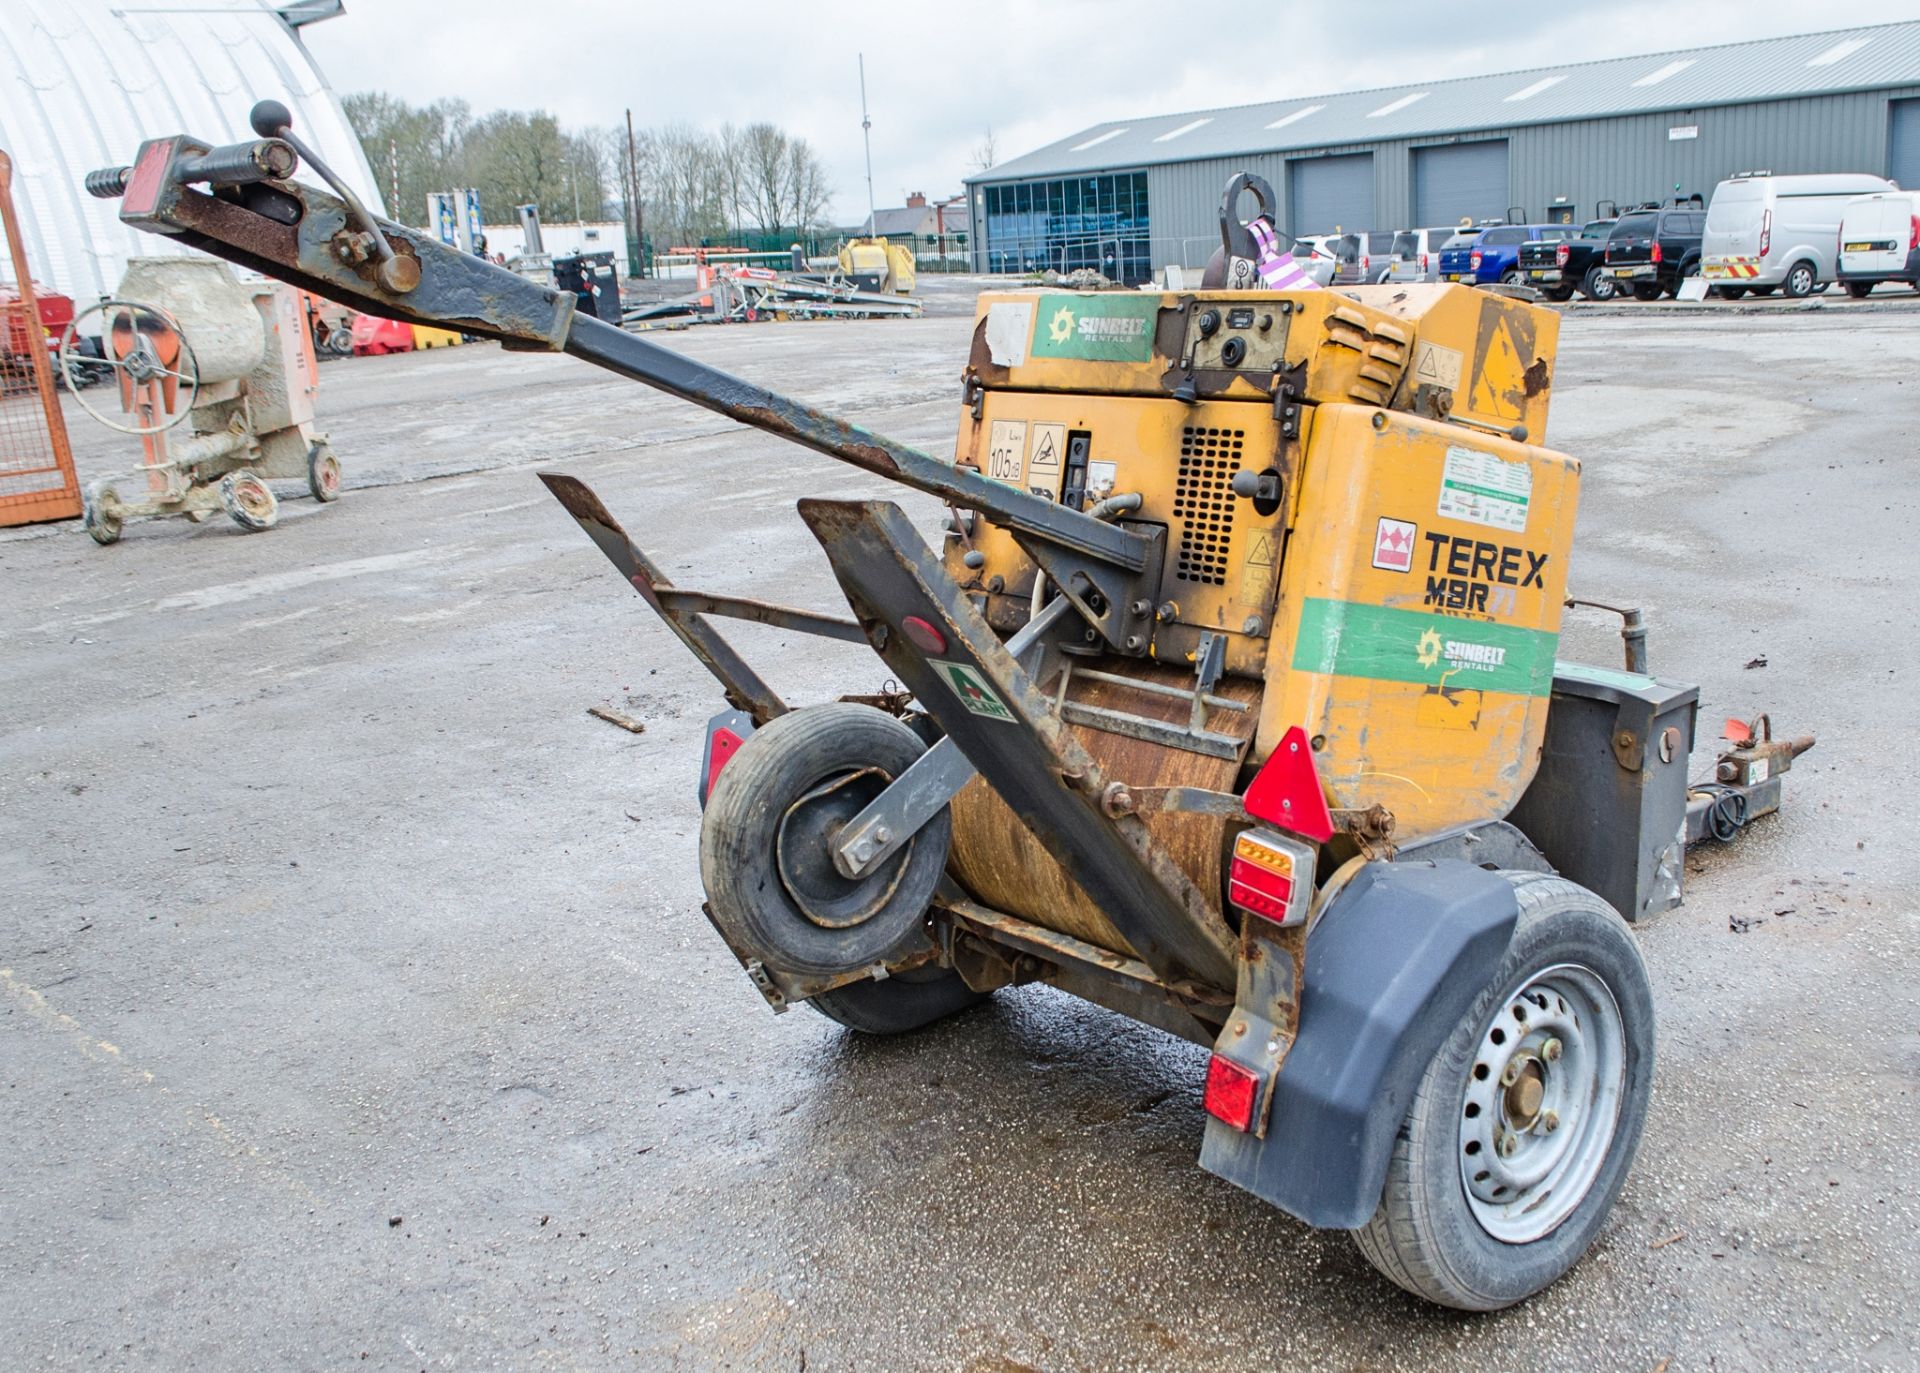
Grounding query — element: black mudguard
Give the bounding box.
[1199,860,1518,1230]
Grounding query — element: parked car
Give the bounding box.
[1442,225,1574,286]
[1385,227,1457,285]
[1701,172,1895,298]
[1835,191,1920,297]
[1328,231,1395,285]
[1517,219,1618,300]
[1288,235,1340,288]
[1602,205,1704,300]
[1436,229,1483,283]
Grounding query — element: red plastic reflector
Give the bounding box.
[1651,242,1662,265]
[121,140,176,217]
[900,615,947,654]
[705,728,743,798]
[1204,1055,1260,1132]
[1242,726,1335,842]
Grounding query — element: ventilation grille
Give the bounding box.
[1173,427,1242,585]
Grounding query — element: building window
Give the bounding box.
[978,171,1151,283]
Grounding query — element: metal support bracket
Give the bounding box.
[797,497,1239,992]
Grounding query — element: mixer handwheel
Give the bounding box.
[699,703,950,979]
[58,300,201,436]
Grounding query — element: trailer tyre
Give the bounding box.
[1351,873,1653,1310]
[700,703,951,980]
[809,965,986,1035]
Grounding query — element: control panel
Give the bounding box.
[1184,301,1292,375]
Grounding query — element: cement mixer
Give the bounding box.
[60,255,340,544]
[86,108,1816,1311]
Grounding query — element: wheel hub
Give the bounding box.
[775,767,910,930]
[1459,963,1626,1244]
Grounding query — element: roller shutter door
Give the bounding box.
[1288,154,1374,235]
[1413,140,1510,229]
[1891,99,1920,190]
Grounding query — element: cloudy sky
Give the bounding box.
[305,1,1918,222]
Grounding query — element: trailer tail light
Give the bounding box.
[1203,1054,1261,1131]
[1228,830,1313,928]
[1242,726,1335,842]
[1556,242,1570,267]
[1651,242,1662,265]
[1470,250,1482,271]
[1759,209,1772,257]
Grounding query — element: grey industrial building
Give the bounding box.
[964,22,1920,283]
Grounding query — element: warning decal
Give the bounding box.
[1410,341,1462,393]
[1028,423,1065,480]
[1437,445,1531,533]
[929,660,1018,722]
[986,420,1026,484]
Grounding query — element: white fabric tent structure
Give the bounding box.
[0,0,381,303]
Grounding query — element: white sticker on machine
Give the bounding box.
[983,301,1033,367]
[1410,340,1463,393]
[1438,445,1531,533]
[986,420,1027,484]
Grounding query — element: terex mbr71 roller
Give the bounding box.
[88,112,1811,1309]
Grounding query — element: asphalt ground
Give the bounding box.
[3,282,1916,1371]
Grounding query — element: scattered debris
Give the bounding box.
[1744,655,1768,669]
[1039,267,1120,290]
[588,706,646,735]
[1648,1230,1687,1250]
[1652,1359,1672,1373]
[387,1215,403,1228]
[1730,912,1765,933]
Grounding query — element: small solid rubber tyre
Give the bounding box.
[700,703,951,979]
[219,472,278,532]
[83,485,123,546]
[308,444,342,502]
[1782,262,1817,298]
[1351,872,1654,1311]
[809,965,986,1035]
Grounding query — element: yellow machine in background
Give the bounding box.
[837,236,916,295]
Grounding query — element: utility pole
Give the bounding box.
[858,53,875,236]
[626,107,645,279]
[387,137,399,220]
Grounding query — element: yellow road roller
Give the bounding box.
[92,113,1811,1309]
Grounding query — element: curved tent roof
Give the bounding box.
[0,0,381,302]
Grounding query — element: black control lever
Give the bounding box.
[247,99,416,294]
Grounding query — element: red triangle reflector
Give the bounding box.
[1242,725,1335,843]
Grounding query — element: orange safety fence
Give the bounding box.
[0,148,81,528]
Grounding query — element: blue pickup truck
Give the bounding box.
[1439,224,1578,285]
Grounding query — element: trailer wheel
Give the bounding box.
[83,484,124,546]
[307,443,342,502]
[1351,873,1653,1310]
[809,965,986,1035]
[700,702,952,980]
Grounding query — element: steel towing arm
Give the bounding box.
[87,111,1156,635]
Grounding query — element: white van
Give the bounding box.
[1836,191,1920,297]
[1701,172,1896,298]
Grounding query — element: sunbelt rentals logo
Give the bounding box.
[1418,627,1507,674]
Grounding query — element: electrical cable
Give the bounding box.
[1691,781,1749,842]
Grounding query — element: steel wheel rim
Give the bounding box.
[1458,962,1625,1244]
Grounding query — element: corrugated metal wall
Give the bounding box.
[0,1,383,303]
[1121,87,1920,270]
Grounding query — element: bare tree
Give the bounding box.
[741,122,788,235]
[784,137,833,232]
[969,126,997,174]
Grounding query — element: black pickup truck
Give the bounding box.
[1602,204,1705,300]
[1517,219,1618,300]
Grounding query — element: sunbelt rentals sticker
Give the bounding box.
[1029,294,1160,362]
